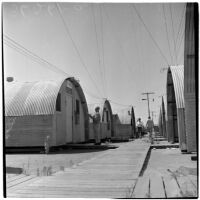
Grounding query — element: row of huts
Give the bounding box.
[5,77,136,147]
[158,3,197,153]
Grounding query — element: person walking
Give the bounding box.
[89,107,101,145]
[146,117,154,144]
[136,118,143,139]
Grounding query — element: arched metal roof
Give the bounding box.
[167,65,184,108]
[5,77,87,116]
[88,99,113,122]
[112,107,134,124]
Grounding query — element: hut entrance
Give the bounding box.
[65,94,73,143]
[167,72,179,143]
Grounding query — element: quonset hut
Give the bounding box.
[88,99,114,141]
[184,3,198,153]
[166,66,186,151]
[5,77,89,147]
[112,107,136,139]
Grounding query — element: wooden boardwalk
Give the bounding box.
[7,140,150,198]
[132,171,197,198]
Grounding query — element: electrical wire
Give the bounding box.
[91,4,106,98]
[55,3,104,98]
[175,4,186,49]
[4,34,105,101]
[132,4,170,66]
[100,4,107,98]
[3,35,70,76]
[110,100,132,107]
[129,6,143,73]
[170,5,178,65]
[162,4,173,64]
[4,32,131,110]
[103,5,136,78]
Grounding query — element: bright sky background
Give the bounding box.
[3,2,186,124]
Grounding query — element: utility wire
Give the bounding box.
[129,6,142,72]
[132,4,170,65]
[4,35,70,76]
[91,4,106,98]
[55,3,104,98]
[162,4,173,64]
[175,4,186,49]
[110,100,132,107]
[170,5,177,65]
[4,34,105,101]
[103,5,136,78]
[100,4,107,98]
[177,29,185,63]
[83,88,102,100]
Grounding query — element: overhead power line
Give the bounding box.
[91,4,106,98]
[55,3,104,98]
[162,4,173,64]
[100,4,107,98]
[3,34,70,76]
[4,34,133,109]
[175,4,186,49]
[170,5,177,65]
[110,100,132,108]
[4,34,106,101]
[132,4,170,65]
[103,5,136,80]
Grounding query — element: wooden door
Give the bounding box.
[66,94,73,143]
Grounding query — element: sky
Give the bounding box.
[3,2,186,123]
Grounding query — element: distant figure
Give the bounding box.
[146,117,154,144]
[136,118,143,138]
[89,107,101,145]
[44,136,50,154]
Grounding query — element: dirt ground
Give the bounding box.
[6,148,108,176]
[143,147,197,177]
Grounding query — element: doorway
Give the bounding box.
[66,94,73,143]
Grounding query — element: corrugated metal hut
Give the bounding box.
[112,106,136,139]
[88,99,114,141]
[166,65,187,151]
[5,77,89,147]
[184,3,198,153]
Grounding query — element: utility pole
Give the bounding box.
[142,92,155,118]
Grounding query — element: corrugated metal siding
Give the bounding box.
[88,99,113,139]
[115,108,132,124]
[184,3,197,152]
[169,65,184,108]
[5,79,65,116]
[88,99,113,123]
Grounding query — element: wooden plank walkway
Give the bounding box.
[132,171,197,198]
[7,140,150,198]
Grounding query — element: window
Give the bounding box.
[56,93,61,111]
[75,99,80,124]
[106,111,110,130]
[75,100,80,114]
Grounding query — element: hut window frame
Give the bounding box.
[75,99,80,124]
[56,93,61,112]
